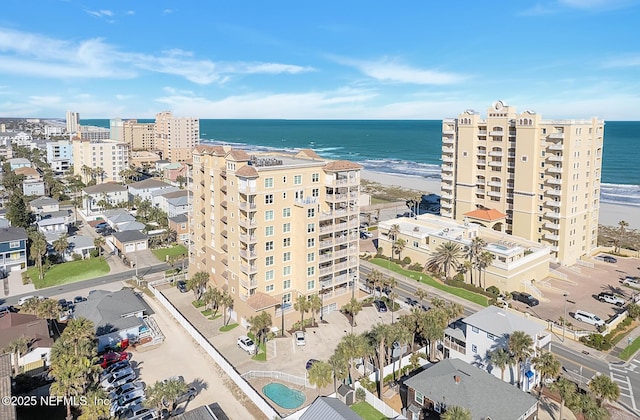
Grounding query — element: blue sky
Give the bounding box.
[1,0,639,119]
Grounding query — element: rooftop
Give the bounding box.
[129,178,173,190]
[73,289,150,336]
[84,182,127,194]
[0,227,27,243]
[462,305,546,340]
[113,230,148,243]
[463,208,506,222]
[0,313,53,351]
[299,396,362,420]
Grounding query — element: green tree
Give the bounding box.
[308,293,322,327]
[328,351,349,394]
[29,230,48,280]
[49,354,95,420]
[476,251,494,289]
[78,388,110,420]
[187,271,209,301]
[307,360,333,390]
[36,298,62,332]
[489,347,512,382]
[425,241,464,279]
[248,311,272,346]
[628,304,640,320]
[93,236,105,257]
[414,288,428,310]
[570,393,609,420]
[393,238,406,261]
[201,286,221,314]
[294,294,310,330]
[220,291,234,326]
[441,405,472,420]
[417,308,447,361]
[3,336,31,376]
[615,220,629,253]
[508,330,534,388]
[589,373,620,407]
[533,351,561,394]
[7,190,32,228]
[388,224,400,241]
[466,236,486,286]
[342,297,363,330]
[53,235,69,261]
[161,377,189,412]
[551,377,576,420]
[369,323,391,398]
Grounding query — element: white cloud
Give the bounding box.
[521,0,637,15]
[126,10,135,16]
[602,54,640,68]
[163,9,174,14]
[86,9,114,18]
[337,57,468,85]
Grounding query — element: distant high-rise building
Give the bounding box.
[78,126,111,141]
[440,101,604,265]
[66,111,80,133]
[110,118,124,142]
[155,111,199,163]
[72,138,130,183]
[190,146,362,329]
[46,140,73,174]
[123,119,156,151]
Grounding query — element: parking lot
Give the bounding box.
[511,253,640,332]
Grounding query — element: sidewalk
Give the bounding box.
[610,324,640,361]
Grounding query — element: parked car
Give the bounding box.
[17,295,44,306]
[108,380,145,400]
[98,351,131,369]
[100,361,131,380]
[163,386,197,408]
[597,291,625,306]
[120,404,161,420]
[405,297,419,307]
[73,296,86,304]
[101,367,136,391]
[237,336,256,355]
[177,281,188,293]
[511,292,540,307]
[373,300,388,312]
[360,230,373,238]
[598,255,617,263]
[306,359,319,370]
[574,310,605,327]
[111,388,145,417]
[294,331,305,346]
[95,222,108,230]
[623,276,640,287]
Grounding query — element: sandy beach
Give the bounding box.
[361,170,640,230]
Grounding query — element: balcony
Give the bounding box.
[240,263,258,274]
[441,183,453,191]
[488,191,502,198]
[239,248,257,260]
[547,155,563,162]
[441,164,453,172]
[325,177,358,187]
[220,201,228,208]
[476,150,487,156]
[238,202,257,211]
[488,181,501,187]
[550,245,560,252]
[221,216,227,224]
[320,222,347,233]
[442,137,455,145]
[295,197,320,207]
[220,170,227,179]
[220,185,227,194]
[546,189,561,197]
[546,166,563,174]
[476,159,487,165]
[546,178,562,185]
[545,211,560,219]
[221,258,228,266]
[489,151,503,157]
[548,143,564,151]
[476,188,485,195]
[320,279,333,288]
[489,131,504,136]
[221,230,228,238]
[325,193,348,203]
[221,244,228,252]
[239,234,257,244]
[238,218,257,229]
[544,233,560,241]
[441,174,454,181]
[488,161,503,167]
[240,278,259,289]
[442,128,455,135]
[441,192,453,199]
[545,200,561,208]
[442,155,454,163]
[239,184,257,194]
[442,146,455,153]
[548,132,565,139]
[477,130,487,136]
[544,222,560,230]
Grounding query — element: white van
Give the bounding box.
[574,310,605,327]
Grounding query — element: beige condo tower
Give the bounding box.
[190,146,362,330]
[441,101,604,266]
[155,111,199,163]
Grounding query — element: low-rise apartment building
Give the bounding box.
[46,140,73,174]
[128,179,176,202]
[155,111,199,163]
[82,183,129,215]
[15,167,45,197]
[72,138,130,183]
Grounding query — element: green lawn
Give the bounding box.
[620,336,640,360]
[351,402,386,420]
[152,244,188,262]
[219,323,239,332]
[369,258,489,307]
[27,258,110,289]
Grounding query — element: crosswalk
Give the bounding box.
[609,361,637,411]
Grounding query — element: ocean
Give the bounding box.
[82,119,640,207]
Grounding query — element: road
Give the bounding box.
[359,260,640,414]
[2,262,170,306]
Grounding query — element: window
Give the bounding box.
[265,241,274,251]
[283,266,291,276]
[282,176,287,183]
[487,333,495,340]
[307,238,315,248]
[266,270,274,281]
[283,252,291,262]
[413,241,419,247]
[307,280,315,290]
[312,173,319,182]
[265,226,274,237]
[265,210,274,221]
[472,344,478,353]
[307,252,315,262]
[265,194,274,204]
[283,293,291,305]
[283,222,291,233]
[522,155,528,162]
[283,208,291,218]
[312,188,319,197]
[307,223,315,233]
[307,208,315,218]
[414,391,424,405]
[282,192,287,199]
[283,237,291,247]
[265,256,274,266]
[264,177,273,188]
[9,241,20,248]
[471,326,479,333]
[265,284,274,292]
[307,267,315,276]
[283,279,291,290]
[294,175,302,185]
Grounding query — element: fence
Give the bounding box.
[354,382,404,419]
[242,370,315,389]
[148,280,278,419]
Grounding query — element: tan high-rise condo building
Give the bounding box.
[155,111,199,163]
[123,119,156,151]
[441,101,604,266]
[72,138,130,184]
[190,146,362,329]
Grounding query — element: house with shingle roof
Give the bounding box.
[168,213,189,244]
[297,396,362,420]
[128,178,176,202]
[154,189,189,217]
[82,183,128,214]
[29,197,59,214]
[0,313,53,371]
[403,358,538,420]
[0,227,27,273]
[111,230,148,255]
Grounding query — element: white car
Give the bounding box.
[237,335,256,354]
[110,388,145,417]
[17,295,44,306]
[294,331,305,346]
[623,276,640,287]
[108,380,144,400]
[101,367,136,391]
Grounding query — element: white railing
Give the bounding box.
[147,281,279,419]
[242,370,315,389]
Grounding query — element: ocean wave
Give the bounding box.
[358,159,441,179]
[600,183,640,207]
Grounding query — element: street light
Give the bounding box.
[563,293,568,342]
[281,295,285,337]
[320,286,325,322]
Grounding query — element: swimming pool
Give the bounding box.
[263,382,306,409]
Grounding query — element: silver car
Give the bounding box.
[101,367,136,391]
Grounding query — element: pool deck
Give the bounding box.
[249,377,333,418]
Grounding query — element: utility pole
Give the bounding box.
[562,293,567,342]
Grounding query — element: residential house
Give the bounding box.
[156,190,189,217]
[0,354,17,420]
[37,210,73,242]
[0,227,27,273]
[162,162,189,186]
[73,289,151,352]
[11,132,33,147]
[296,396,362,420]
[168,214,189,244]
[29,197,59,215]
[102,208,145,232]
[111,231,148,255]
[377,213,550,294]
[82,183,128,215]
[15,167,45,197]
[403,358,538,420]
[128,178,176,202]
[0,313,53,372]
[170,403,227,420]
[7,157,30,171]
[443,305,551,391]
[65,235,96,259]
[155,160,171,172]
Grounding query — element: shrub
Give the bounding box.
[90,249,99,258]
[580,333,612,351]
[71,253,83,261]
[402,256,411,265]
[355,387,366,402]
[359,377,376,393]
[486,286,500,297]
[408,263,423,272]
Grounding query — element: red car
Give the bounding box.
[98,351,131,369]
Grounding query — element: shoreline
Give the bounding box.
[361,170,640,230]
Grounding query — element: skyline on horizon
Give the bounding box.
[1,0,640,120]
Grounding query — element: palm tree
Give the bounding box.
[220,291,234,326]
[571,393,608,420]
[78,388,110,420]
[388,223,400,241]
[488,347,512,382]
[52,235,69,261]
[29,230,48,280]
[616,220,629,253]
[508,330,534,388]
[368,269,384,298]
[308,294,322,327]
[369,323,391,398]
[425,241,464,279]
[307,360,333,390]
[187,271,210,301]
[337,333,365,384]
[36,298,62,331]
[589,373,620,407]
[393,323,413,377]
[417,308,447,361]
[49,354,94,420]
[467,236,486,286]
[533,351,561,394]
[551,377,576,420]
[161,377,189,413]
[393,238,406,261]
[342,297,363,330]
[53,317,96,360]
[294,294,310,330]
[248,311,272,346]
[441,405,472,420]
[4,336,31,376]
[399,312,419,352]
[415,288,428,310]
[93,236,105,258]
[476,251,494,289]
[328,351,349,394]
[201,286,221,314]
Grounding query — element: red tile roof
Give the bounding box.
[235,165,259,178]
[464,208,506,221]
[226,149,251,161]
[323,160,363,171]
[246,292,279,311]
